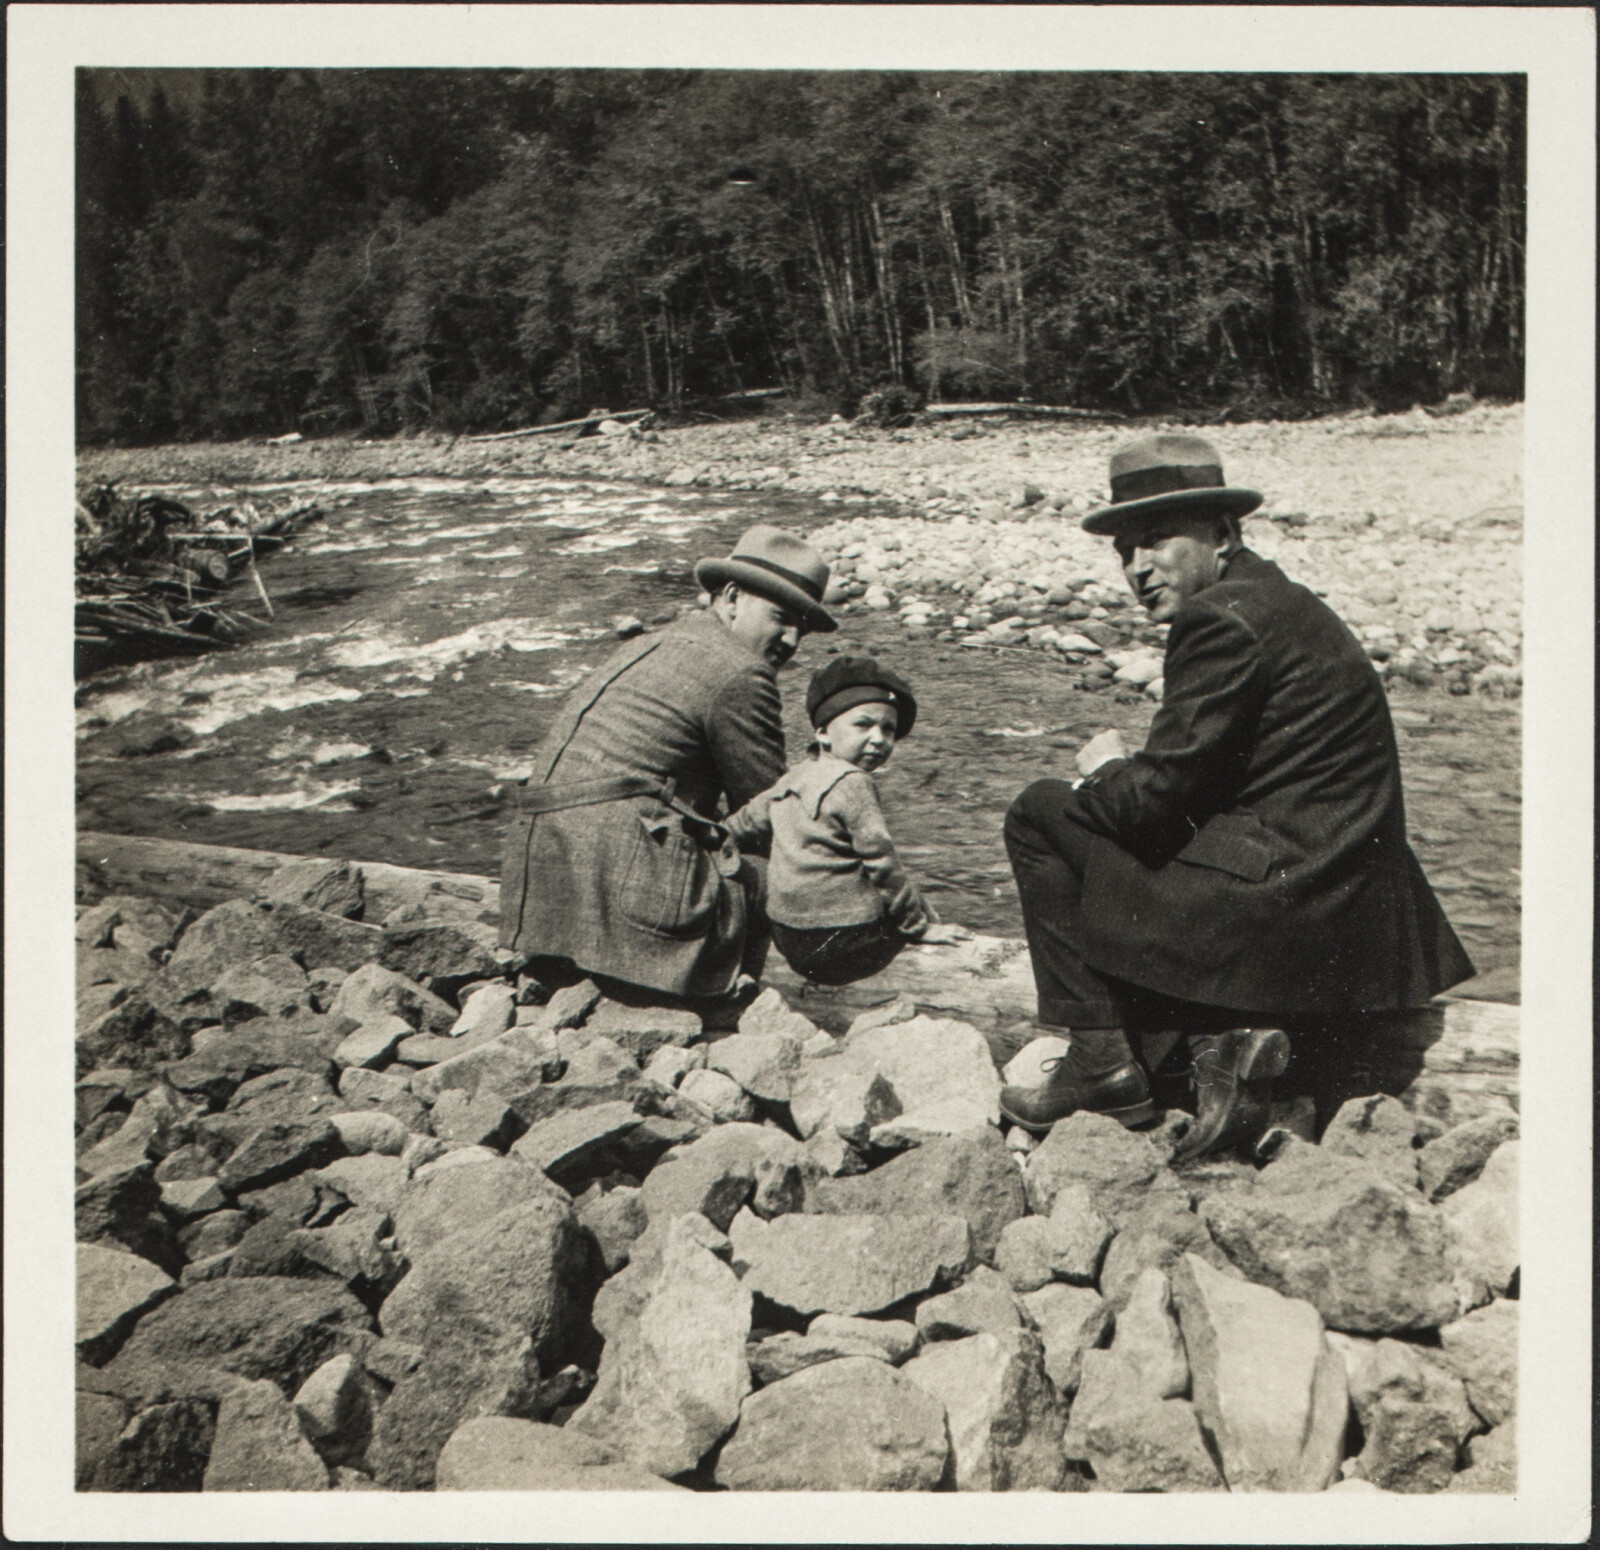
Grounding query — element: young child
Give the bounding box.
[727,656,964,985]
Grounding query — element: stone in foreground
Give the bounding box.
[1202,1144,1465,1334]
[1019,1283,1109,1397]
[715,1358,949,1491]
[1336,1335,1478,1493]
[805,1124,1023,1263]
[1170,1253,1347,1491]
[1023,1111,1187,1227]
[77,1243,177,1366]
[435,1417,683,1490]
[729,1209,971,1317]
[1110,1268,1189,1402]
[1438,1298,1517,1427]
[902,1328,1066,1491]
[202,1378,329,1491]
[1065,1352,1223,1493]
[568,1216,751,1478]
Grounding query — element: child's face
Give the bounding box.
[818,700,899,771]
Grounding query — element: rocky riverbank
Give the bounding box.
[80,401,1523,698]
[76,856,1517,1494]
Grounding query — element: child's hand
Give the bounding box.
[917,923,974,945]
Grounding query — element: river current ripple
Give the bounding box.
[75,476,1520,1001]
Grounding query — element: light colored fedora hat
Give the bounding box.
[1082,433,1262,535]
[695,524,837,632]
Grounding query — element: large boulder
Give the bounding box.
[1108,1268,1188,1401]
[106,1277,372,1394]
[260,858,366,919]
[411,1025,563,1104]
[576,998,702,1063]
[1018,1283,1109,1396]
[434,1417,683,1491]
[216,1120,343,1195]
[367,1333,542,1491]
[1332,1335,1478,1493]
[209,955,316,1027]
[1437,1298,1517,1428]
[389,1150,568,1259]
[567,1216,752,1477]
[1444,1424,1516,1493]
[806,1125,1023,1263]
[914,1265,1025,1342]
[202,1378,329,1491]
[327,962,455,1037]
[729,1209,971,1318]
[714,1358,950,1490]
[509,1100,642,1188]
[378,1193,588,1372]
[737,985,820,1042]
[1063,1351,1223,1492]
[641,1123,806,1231]
[807,1314,916,1360]
[789,1057,903,1147]
[1023,1111,1188,1227]
[1202,1143,1466,1333]
[1097,1200,1241,1310]
[747,1330,896,1386]
[901,1328,1066,1490]
[1417,1111,1519,1202]
[1169,1253,1348,1491]
[1320,1093,1423,1190]
[379,922,503,991]
[841,1014,1001,1135]
[1440,1140,1518,1304]
[707,1030,802,1103]
[76,1244,177,1366]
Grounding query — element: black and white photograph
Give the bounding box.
[6,4,1592,1542]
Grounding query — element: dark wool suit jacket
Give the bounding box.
[1071,548,1474,1013]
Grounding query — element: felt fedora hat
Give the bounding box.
[1082,433,1262,535]
[696,524,837,632]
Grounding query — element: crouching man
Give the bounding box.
[1000,434,1474,1163]
[499,524,835,1011]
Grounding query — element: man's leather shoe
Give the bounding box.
[1000,1057,1156,1135]
[1170,1027,1290,1167]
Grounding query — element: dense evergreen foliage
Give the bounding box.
[77,69,1524,444]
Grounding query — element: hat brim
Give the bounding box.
[695,558,837,632]
[1081,486,1262,536]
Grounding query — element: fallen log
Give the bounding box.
[466,409,651,444]
[76,829,1517,1121]
[922,402,1125,421]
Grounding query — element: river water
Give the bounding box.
[75,476,1520,1002]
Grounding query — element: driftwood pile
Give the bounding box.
[75,484,324,675]
[74,841,1518,1495]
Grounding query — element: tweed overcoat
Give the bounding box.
[1070,548,1473,1012]
[498,610,786,996]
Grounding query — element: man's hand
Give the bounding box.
[1076,728,1129,777]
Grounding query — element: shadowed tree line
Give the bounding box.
[76,68,1524,444]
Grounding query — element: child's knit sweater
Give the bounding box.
[726,751,926,931]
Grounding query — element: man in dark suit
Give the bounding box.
[1000,434,1473,1163]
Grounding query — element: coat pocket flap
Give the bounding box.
[1175,814,1279,882]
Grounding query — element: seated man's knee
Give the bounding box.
[1006,778,1071,850]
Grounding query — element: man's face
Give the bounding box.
[1114,515,1232,623]
[724,585,804,668]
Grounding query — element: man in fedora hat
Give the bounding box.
[499,524,835,1003]
[1000,433,1473,1162]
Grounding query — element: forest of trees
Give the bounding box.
[76,69,1525,445]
